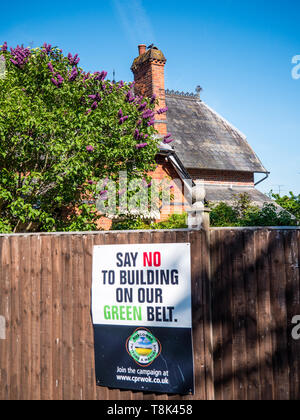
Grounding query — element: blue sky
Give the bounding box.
[1,0,299,195]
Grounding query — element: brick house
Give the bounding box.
[130,44,272,221]
[99,44,273,229]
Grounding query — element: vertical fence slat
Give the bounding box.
[20,236,32,400]
[269,230,290,400]
[40,235,53,400]
[284,230,300,400]
[10,236,21,400]
[51,235,63,400]
[211,230,222,400]
[243,230,260,400]
[256,230,274,400]
[221,230,234,400]
[61,235,74,400]
[202,229,214,401]
[232,230,247,400]
[83,234,97,400]
[72,236,85,400]
[0,237,11,400]
[30,236,41,400]
[190,230,206,401]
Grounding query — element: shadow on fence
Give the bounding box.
[210,229,300,400]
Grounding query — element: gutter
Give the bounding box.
[255,172,270,187]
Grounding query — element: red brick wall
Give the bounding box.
[188,169,254,186]
[96,217,112,231]
[150,156,187,222]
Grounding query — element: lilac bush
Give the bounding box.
[0,42,160,233]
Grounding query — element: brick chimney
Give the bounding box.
[131,45,167,136]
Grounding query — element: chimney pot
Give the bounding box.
[138,44,147,56]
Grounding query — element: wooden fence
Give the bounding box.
[0,228,299,400]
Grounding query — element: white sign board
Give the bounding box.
[92,243,192,329]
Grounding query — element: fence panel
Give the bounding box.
[0,228,299,400]
[210,228,300,401]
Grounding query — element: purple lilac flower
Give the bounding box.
[147,118,155,127]
[134,129,140,140]
[156,107,168,115]
[135,96,143,105]
[119,116,129,125]
[69,66,78,82]
[86,145,95,152]
[47,62,54,73]
[150,94,157,104]
[135,143,148,149]
[118,81,124,88]
[51,73,64,87]
[43,43,52,54]
[88,180,94,185]
[91,101,98,110]
[94,71,107,81]
[118,109,123,118]
[10,45,31,68]
[142,109,155,120]
[1,42,7,52]
[88,93,101,103]
[95,93,102,101]
[163,137,174,144]
[125,91,135,103]
[83,72,91,82]
[136,120,142,127]
[57,74,64,84]
[138,102,147,111]
[68,53,80,66]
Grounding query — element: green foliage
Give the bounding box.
[272,192,300,221]
[0,218,12,233]
[210,202,239,227]
[209,193,298,227]
[111,213,188,231]
[0,43,159,233]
